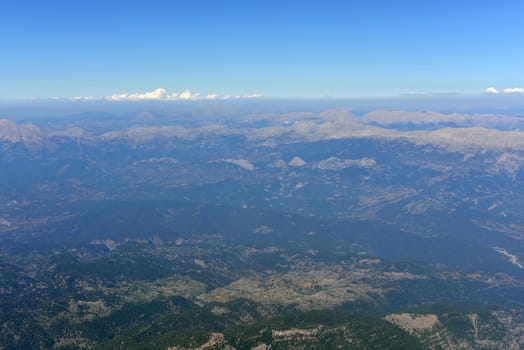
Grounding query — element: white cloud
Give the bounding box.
[485,87,499,94]
[71,88,262,101]
[109,88,169,101]
[485,87,524,95]
[503,87,524,94]
[72,96,100,101]
[219,93,264,100]
[237,93,263,99]
[178,89,200,100]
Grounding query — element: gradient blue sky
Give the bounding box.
[1,0,523,99]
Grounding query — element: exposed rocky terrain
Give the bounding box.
[2,105,524,349]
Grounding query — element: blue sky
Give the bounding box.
[1,0,523,99]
